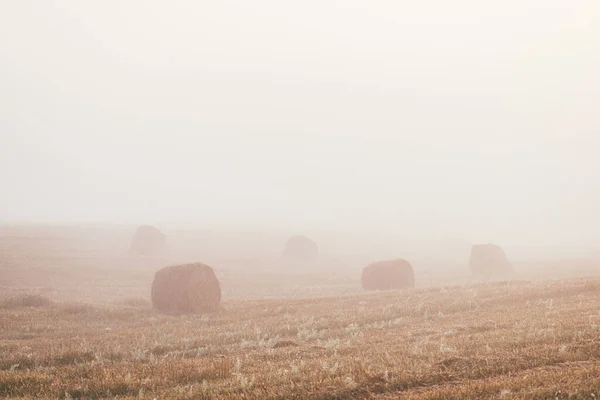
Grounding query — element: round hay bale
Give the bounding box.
[130,225,166,255]
[151,263,221,314]
[282,235,319,262]
[469,243,513,277]
[361,259,415,291]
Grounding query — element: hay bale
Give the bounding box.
[130,225,166,255]
[282,235,319,262]
[469,243,513,277]
[361,259,415,291]
[151,263,221,314]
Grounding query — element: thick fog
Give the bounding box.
[1,1,599,248]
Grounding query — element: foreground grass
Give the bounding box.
[2,278,600,399]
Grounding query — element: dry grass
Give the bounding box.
[2,227,600,399]
[2,278,600,399]
[1,294,53,309]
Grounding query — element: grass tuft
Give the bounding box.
[1,294,53,309]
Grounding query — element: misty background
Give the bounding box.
[1,1,599,258]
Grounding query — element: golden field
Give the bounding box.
[1,225,600,399]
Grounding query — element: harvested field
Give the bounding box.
[3,278,600,398]
[2,228,600,399]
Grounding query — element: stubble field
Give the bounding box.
[1,225,600,399]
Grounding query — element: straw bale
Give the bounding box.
[151,263,221,314]
[282,235,319,262]
[361,259,415,290]
[469,243,513,277]
[130,225,166,255]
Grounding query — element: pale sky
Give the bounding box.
[1,1,599,247]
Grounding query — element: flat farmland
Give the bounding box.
[1,226,600,399]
